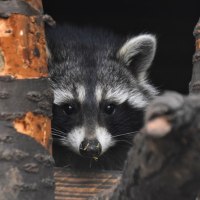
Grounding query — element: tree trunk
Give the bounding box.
[0,0,54,199]
[190,18,200,94]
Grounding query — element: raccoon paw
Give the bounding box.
[143,91,193,137]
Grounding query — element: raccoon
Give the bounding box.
[46,25,158,170]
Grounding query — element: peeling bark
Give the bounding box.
[0,0,52,149]
[14,112,51,149]
[0,0,54,199]
[0,14,48,78]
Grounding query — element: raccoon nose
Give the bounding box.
[79,139,102,158]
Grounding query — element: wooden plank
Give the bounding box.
[54,168,121,200]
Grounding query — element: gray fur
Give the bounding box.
[46,25,158,170]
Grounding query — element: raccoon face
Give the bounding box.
[48,28,157,162]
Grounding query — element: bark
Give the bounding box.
[0,0,54,199]
[110,119,200,200]
[0,0,52,148]
[189,18,200,94]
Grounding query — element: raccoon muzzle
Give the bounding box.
[79,139,102,159]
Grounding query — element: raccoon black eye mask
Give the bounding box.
[46,25,158,170]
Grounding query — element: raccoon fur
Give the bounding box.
[46,25,158,170]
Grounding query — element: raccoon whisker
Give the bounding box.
[52,132,66,138]
[51,131,66,136]
[53,137,67,141]
[53,138,68,143]
[52,131,63,135]
[51,128,66,135]
[115,139,133,145]
[52,137,69,144]
[51,130,66,136]
[51,127,62,131]
[55,137,68,141]
[112,131,139,138]
[51,129,63,134]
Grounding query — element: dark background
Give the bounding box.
[43,0,199,94]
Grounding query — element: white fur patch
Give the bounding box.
[128,92,148,108]
[76,85,86,102]
[53,88,74,105]
[140,80,159,97]
[54,85,85,104]
[104,86,147,108]
[63,127,85,154]
[61,126,114,155]
[105,87,129,104]
[95,85,103,102]
[96,126,115,154]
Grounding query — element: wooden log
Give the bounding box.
[0,0,54,199]
[54,168,121,200]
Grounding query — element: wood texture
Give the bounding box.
[54,168,121,200]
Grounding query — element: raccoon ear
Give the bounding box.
[117,34,156,81]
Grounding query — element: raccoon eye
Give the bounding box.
[63,104,77,115]
[103,103,116,115]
